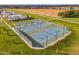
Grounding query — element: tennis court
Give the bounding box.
[15,20,71,48]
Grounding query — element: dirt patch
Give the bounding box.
[15,9,66,17]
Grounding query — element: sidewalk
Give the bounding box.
[55,18,79,24]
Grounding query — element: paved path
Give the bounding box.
[1,18,46,49]
[1,17,72,49]
[1,18,33,49]
[55,18,79,24]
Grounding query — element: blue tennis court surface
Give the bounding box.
[15,20,70,48]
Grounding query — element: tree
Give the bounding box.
[58,10,79,18]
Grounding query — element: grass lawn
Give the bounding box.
[60,18,79,23]
[49,20,79,54]
[0,21,33,55]
[2,17,15,27]
[1,9,79,55]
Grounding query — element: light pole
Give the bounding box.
[45,35,48,48]
[63,24,66,37]
[56,30,59,40]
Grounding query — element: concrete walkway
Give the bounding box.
[1,18,46,49]
[1,18,33,49]
[1,17,72,49]
[55,18,79,24]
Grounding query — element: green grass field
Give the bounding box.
[0,21,33,55]
[0,9,79,55]
[60,18,79,23]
